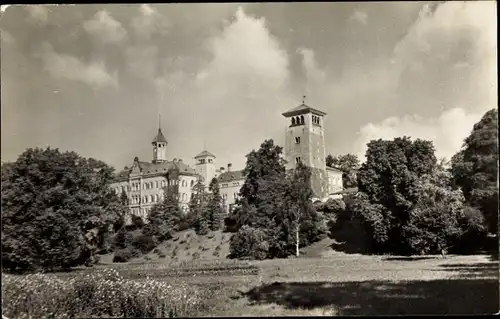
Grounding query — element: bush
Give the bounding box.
[132,235,157,254]
[192,252,200,260]
[229,226,269,260]
[113,228,134,250]
[131,215,145,229]
[158,253,166,259]
[1,269,212,318]
[113,248,137,263]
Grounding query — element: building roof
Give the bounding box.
[218,170,245,183]
[282,103,327,117]
[326,166,343,173]
[152,128,168,144]
[111,159,197,183]
[194,150,216,159]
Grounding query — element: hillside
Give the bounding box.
[99,229,233,264]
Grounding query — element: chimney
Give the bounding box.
[227,163,232,172]
[220,166,225,174]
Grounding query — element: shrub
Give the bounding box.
[113,228,134,250]
[131,215,145,229]
[144,256,152,261]
[113,248,136,263]
[1,269,212,318]
[179,239,187,244]
[153,248,161,255]
[192,252,200,260]
[132,235,157,254]
[158,253,166,259]
[229,226,269,260]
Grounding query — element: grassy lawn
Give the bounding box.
[184,254,499,316]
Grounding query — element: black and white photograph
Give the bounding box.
[1,2,498,317]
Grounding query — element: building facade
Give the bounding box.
[111,100,344,222]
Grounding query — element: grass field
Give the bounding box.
[3,229,499,317]
[95,253,499,316]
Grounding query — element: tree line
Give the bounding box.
[1,108,497,270]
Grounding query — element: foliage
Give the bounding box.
[143,185,183,242]
[1,269,212,318]
[355,137,437,254]
[112,248,138,263]
[1,147,127,272]
[325,153,360,188]
[207,178,225,231]
[228,140,326,259]
[451,108,498,233]
[132,234,157,254]
[189,181,211,235]
[131,215,145,229]
[229,226,269,260]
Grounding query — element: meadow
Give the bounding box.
[2,253,498,317]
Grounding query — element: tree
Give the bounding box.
[1,147,125,271]
[143,185,182,242]
[229,225,269,260]
[325,153,360,188]
[451,109,498,233]
[189,180,210,235]
[207,178,225,231]
[356,137,437,254]
[281,163,327,257]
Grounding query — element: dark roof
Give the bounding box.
[331,187,359,195]
[152,128,168,144]
[326,166,343,172]
[112,159,197,182]
[218,170,245,182]
[282,103,327,117]
[194,150,216,159]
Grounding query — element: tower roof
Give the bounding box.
[282,103,327,117]
[194,150,216,159]
[152,128,168,144]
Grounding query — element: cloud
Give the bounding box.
[350,10,368,25]
[343,2,497,162]
[1,29,15,45]
[26,5,49,25]
[198,7,290,99]
[83,10,127,44]
[124,44,159,79]
[37,42,118,89]
[298,47,326,90]
[131,4,171,40]
[355,108,483,161]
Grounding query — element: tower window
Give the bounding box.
[292,117,296,125]
[295,137,301,144]
[296,157,301,164]
[301,115,304,124]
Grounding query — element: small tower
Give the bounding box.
[282,96,328,197]
[152,122,168,164]
[194,150,216,189]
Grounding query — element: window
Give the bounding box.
[295,137,301,144]
[161,181,165,187]
[190,180,194,187]
[155,181,158,188]
[300,115,304,124]
[292,118,296,125]
[296,157,301,164]
[208,159,212,163]
[143,184,146,190]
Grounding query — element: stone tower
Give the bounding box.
[282,97,329,198]
[152,123,168,164]
[194,150,216,189]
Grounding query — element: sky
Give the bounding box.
[1,2,497,172]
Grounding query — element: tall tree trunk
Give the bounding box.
[295,225,299,257]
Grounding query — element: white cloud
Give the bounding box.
[355,108,483,161]
[198,7,290,98]
[124,45,158,79]
[131,4,171,40]
[83,10,127,44]
[37,43,118,89]
[26,5,49,25]
[350,10,368,25]
[348,2,497,162]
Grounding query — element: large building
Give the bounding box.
[110,100,343,221]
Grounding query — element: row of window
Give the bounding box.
[198,158,213,164]
[222,193,239,201]
[220,181,240,188]
[291,115,305,126]
[130,205,189,220]
[115,179,196,194]
[129,192,194,205]
[312,115,321,125]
